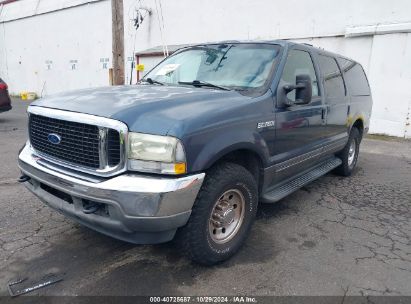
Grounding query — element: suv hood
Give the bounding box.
[31,85,251,136]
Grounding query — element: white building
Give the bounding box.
[0,0,410,137]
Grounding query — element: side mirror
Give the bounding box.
[283,74,312,106]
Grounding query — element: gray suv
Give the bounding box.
[18,40,372,265]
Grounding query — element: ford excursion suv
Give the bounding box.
[18,41,372,265]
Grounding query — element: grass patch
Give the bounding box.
[366,133,407,142]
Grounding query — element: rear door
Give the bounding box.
[315,54,349,140]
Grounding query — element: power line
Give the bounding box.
[154,0,167,57]
[158,0,168,56]
[128,0,151,84]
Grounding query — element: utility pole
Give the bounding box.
[111,0,125,85]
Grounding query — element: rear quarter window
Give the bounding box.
[337,58,371,96]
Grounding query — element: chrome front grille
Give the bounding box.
[28,106,128,177]
[30,114,101,168]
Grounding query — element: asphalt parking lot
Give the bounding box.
[0,98,410,296]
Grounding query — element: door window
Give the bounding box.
[280,50,319,102]
[318,55,345,97]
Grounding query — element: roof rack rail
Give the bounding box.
[218,40,241,44]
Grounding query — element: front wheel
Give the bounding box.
[335,127,361,176]
[175,162,258,265]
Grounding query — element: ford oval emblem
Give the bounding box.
[47,133,61,145]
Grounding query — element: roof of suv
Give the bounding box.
[135,40,358,65]
[210,39,357,63]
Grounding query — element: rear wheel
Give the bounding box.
[335,127,361,176]
[175,162,258,265]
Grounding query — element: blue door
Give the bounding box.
[272,47,328,181]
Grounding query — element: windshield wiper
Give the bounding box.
[143,78,165,85]
[178,80,231,91]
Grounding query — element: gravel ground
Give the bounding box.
[0,99,410,296]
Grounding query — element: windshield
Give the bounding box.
[143,43,281,91]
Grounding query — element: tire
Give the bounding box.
[175,162,258,265]
[335,127,361,176]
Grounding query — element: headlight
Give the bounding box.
[128,132,186,174]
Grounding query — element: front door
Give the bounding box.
[273,47,327,180]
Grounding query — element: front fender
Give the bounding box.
[185,128,270,172]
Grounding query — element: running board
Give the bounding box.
[262,157,342,203]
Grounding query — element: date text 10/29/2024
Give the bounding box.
[150,296,257,303]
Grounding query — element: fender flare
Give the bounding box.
[188,130,269,172]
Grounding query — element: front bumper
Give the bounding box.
[18,144,205,244]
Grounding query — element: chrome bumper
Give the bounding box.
[18,144,205,244]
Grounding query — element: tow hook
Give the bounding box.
[17,175,31,183]
[82,200,104,214]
